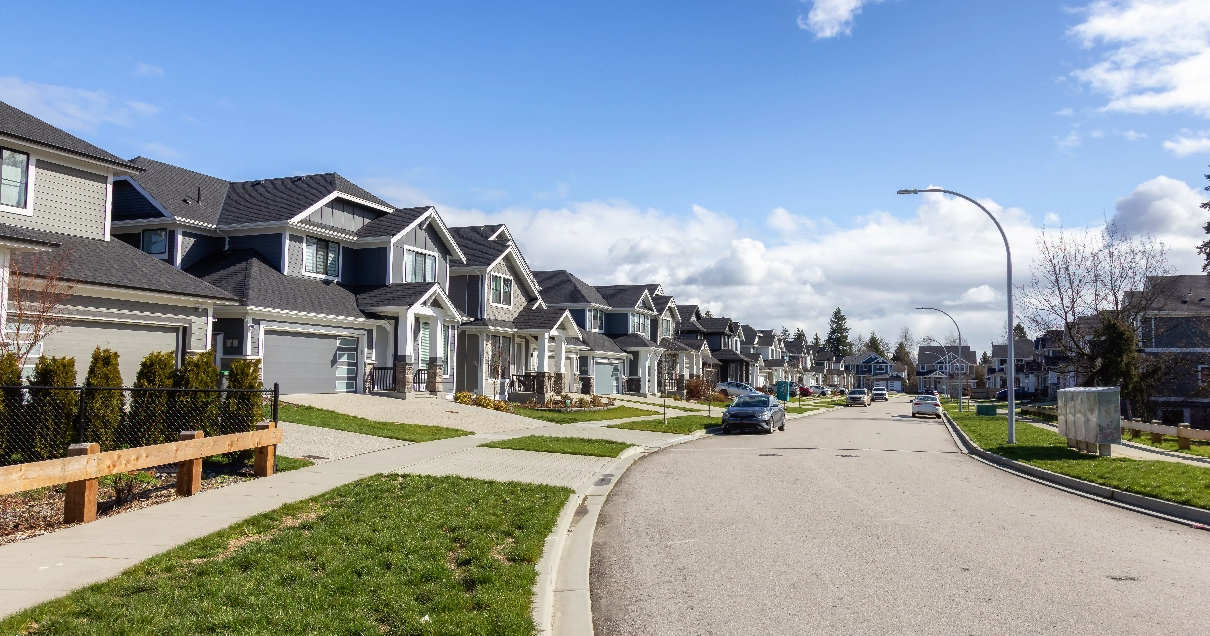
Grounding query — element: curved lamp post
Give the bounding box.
[898,188,1015,443]
[917,307,964,411]
[919,335,951,405]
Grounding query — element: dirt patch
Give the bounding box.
[190,502,327,565]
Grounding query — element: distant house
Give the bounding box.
[844,353,905,391]
[917,345,976,396]
[532,269,630,395]
[1137,274,1210,426]
[986,339,1037,392]
[700,316,759,387]
[674,304,720,385]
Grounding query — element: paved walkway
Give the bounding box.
[276,421,407,463]
[0,412,690,619]
[284,393,543,434]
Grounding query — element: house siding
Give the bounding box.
[484,260,531,322]
[110,179,162,220]
[57,294,210,352]
[343,246,387,286]
[0,160,108,239]
[569,308,587,330]
[394,225,450,288]
[229,233,284,270]
[180,231,224,270]
[604,312,628,335]
[448,275,469,316]
[467,275,482,319]
[304,197,384,233]
[286,233,304,274]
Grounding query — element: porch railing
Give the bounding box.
[413,368,429,392]
[371,367,395,392]
[513,373,551,394]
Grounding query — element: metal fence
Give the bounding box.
[413,368,429,392]
[0,384,279,467]
[371,367,395,392]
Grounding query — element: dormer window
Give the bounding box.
[588,308,604,332]
[404,247,437,283]
[630,313,649,335]
[0,148,30,210]
[141,229,167,256]
[490,274,513,306]
[305,236,339,277]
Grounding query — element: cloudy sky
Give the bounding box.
[6,0,1210,352]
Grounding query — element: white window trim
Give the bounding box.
[403,245,439,283]
[0,153,35,217]
[302,235,341,281]
[489,273,514,308]
[141,228,170,260]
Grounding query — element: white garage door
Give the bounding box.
[262,331,358,395]
[594,362,622,395]
[40,321,179,385]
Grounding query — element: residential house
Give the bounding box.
[673,304,719,385]
[986,339,1037,392]
[0,102,236,384]
[700,316,759,387]
[112,156,467,396]
[917,345,976,396]
[1137,274,1210,426]
[531,269,630,396]
[592,284,665,396]
[782,340,816,385]
[844,352,906,391]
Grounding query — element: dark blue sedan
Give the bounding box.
[721,394,786,435]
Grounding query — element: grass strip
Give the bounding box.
[274,455,314,472]
[512,405,658,424]
[614,398,702,412]
[0,473,570,635]
[1123,432,1210,460]
[279,402,471,442]
[784,407,820,414]
[480,435,633,458]
[609,414,720,434]
[947,406,1210,511]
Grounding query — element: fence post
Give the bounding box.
[63,442,99,524]
[254,421,276,477]
[272,383,279,424]
[1178,422,1192,451]
[74,393,87,444]
[176,430,204,496]
[1149,420,1163,444]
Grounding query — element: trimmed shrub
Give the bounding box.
[125,351,177,447]
[83,347,123,451]
[685,377,710,400]
[28,356,77,461]
[174,350,220,437]
[0,351,21,463]
[454,391,473,405]
[224,358,264,433]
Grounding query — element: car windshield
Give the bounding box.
[732,395,771,407]
[848,390,865,396]
[916,396,937,402]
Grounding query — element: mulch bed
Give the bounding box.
[0,467,254,546]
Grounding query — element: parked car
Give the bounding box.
[871,388,889,402]
[717,381,759,397]
[798,385,814,397]
[722,393,786,434]
[846,388,870,407]
[919,389,939,397]
[911,394,942,418]
[809,385,829,396]
[995,388,1035,401]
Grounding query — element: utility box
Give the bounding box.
[1057,387,1121,456]
[776,381,791,402]
[975,404,997,416]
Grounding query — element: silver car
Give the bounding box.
[845,388,870,407]
[716,381,759,397]
[722,393,786,434]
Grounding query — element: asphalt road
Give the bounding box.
[590,396,1210,635]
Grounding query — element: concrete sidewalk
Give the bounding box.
[0,418,690,619]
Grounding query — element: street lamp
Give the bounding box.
[919,335,951,405]
[917,307,964,411]
[898,188,1016,443]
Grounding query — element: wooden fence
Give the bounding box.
[1122,418,1210,450]
[0,422,281,524]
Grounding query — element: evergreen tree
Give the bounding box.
[0,351,21,462]
[1013,323,1028,341]
[175,350,220,437]
[1197,168,1210,272]
[83,347,123,451]
[794,328,807,342]
[1087,317,1159,420]
[865,331,889,358]
[812,332,822,348]
[28,356,77,461]
[980,351,993,366]
[127,351,177,446]
[823,308,853,358]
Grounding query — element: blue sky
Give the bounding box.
[6,0,1210,350]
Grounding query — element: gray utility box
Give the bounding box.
[1057,387,1121,457]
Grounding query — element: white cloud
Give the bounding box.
[797,0,883,39]
[766,206,816,233]
[0,75,158,132]
[1057,130,1082,149]
[1121,129,1147,140]
[1110,174,1206,273]
[1055,107,1076,116]
[133,63,164,78]
[944,285,1000,306]
[1070,0,1210,117]
[1163,132,1210,155]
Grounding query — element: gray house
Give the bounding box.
[110,157,467,395]
[0,102,236,383]
[531,269,630,395]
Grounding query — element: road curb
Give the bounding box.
[941,411,1210,530]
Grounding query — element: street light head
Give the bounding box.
[896,189,920,195]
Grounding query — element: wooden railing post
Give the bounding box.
[176,431,204,496]
[254,422,276,477]
[63,443,99,524]
[1150,420,1164,445]
[1178,422,1192,451]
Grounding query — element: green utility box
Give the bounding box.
[976,404,998,416]
[776,381,791,402]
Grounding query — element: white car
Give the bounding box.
[871,388,888,402]
[716,381,759,397]
[810,385,830,396]
[845,388,870,407]
[911,395,942,418]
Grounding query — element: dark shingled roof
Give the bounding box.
[0,224,61,247]
[355,207,428,238]
[738,324,757,342]
[11,228,233,300]
[676,337,710,351]
[127,157,230,226]
[186,249,362,317]
[594,285,650,310]
[532,270,609,306]
[462,318,517,331]
[677,304,700,319]
[610,333,658,349]
[513,307,574,331]
[354,282,440,309]
[651,294,675,315]
[764,359,787,368]
[659,337,691,352]
[712,349,759,363]
[220,173,392,226]
[0,101,137,169]
[580,330,625,354]
[697,317,735,334]
[449,225,511,268]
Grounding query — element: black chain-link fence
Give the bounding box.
[0,384,279,466]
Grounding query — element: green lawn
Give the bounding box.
[785,406,821,414]
[614,398,702,412]
[512,405,657,424]
[275,455,314,472]
[278,402,471,442]
[608,414,720,434]
[947,406,1210,511]
[1123,431,1210,460]
[1,474,570,635]
[480,435,634,458]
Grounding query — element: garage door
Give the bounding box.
[594,362,622,395]
[41,321,179,385]
[263,332,358,394]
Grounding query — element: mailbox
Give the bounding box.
[1057,387,1120,456]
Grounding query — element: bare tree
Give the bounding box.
[6,250,76,369]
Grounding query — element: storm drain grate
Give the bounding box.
[1107,575,1140,582]
[758,453,782,457]
[836,454,860,458]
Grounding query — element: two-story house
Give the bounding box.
[917,345,976,396]
[700,316,758,387]
[844,352,905,391]
[591,285,665,396]
[531,269,629,395]
[1137,274,1210,426]
[110,157,466,396]
[672,304,719,385]
[0,102,236,383]
[446,225,580,401]
[986,338,1037,393]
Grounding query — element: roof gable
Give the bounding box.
[0,101,137,170]
[123,157,230,226]
[532,270,610,306]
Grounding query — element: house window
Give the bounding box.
[142,229,168,255]
[490,274,513,306]
[0,148,30,209]
[588,308,604,332]
[661,318,673,338]
[405,247,437,283]
[305,236,339,277]
[630,313,649,335]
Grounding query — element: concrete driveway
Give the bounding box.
[590,395,1210,635]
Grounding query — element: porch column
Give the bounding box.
[395,310,413,398]
[554,334,566,393]
[0,248,10,338]
[427,317,442,393]
[535,333,551,398]
[638,350,651,395]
